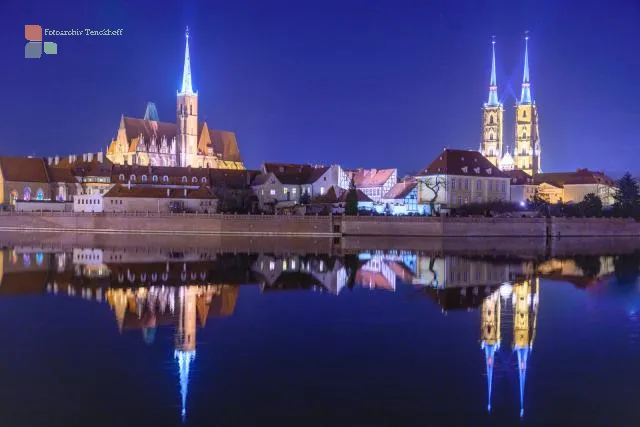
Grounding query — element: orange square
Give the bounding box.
[25,25,42,41]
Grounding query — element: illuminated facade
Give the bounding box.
[106,28,245,170]
[513,36,541,176]
[480,40,504,168]
[480,36,541,177]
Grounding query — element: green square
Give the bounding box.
[43,42,57,54]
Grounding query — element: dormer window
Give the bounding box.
[192,177,198,183]
[182,176,187,183]
[461,166,468,173]
[129,175,136,182]
[486,168,492,175]
[119,174,125,181]
[163,176,169,183]
[473,167,480,174]
[152,175,158,183]
[141,175,147,183]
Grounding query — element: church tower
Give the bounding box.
[177,27,199,168]
[174,285,197,421]
[480,291,501,412]
[514,35,541,176]
[480,38,504,168]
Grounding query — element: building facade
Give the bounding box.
[106,29,244,171]
[345,168,397,202]
[416,149,510,209]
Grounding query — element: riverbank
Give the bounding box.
[0,212,639,237]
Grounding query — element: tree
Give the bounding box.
[345,177,359,216]
[613,173,640,218]
[531,188,550,216]
[299,191,311,205]
[580,193,603,217]
[420,175,446,216]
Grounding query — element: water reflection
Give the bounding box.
[0,244,639,424]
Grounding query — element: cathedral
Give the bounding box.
[107,29,245,170]
[480,36,541,176]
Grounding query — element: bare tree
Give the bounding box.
[420,176,446,216]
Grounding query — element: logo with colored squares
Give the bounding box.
[25,25,57,58]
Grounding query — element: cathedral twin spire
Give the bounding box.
[486,35,533,107]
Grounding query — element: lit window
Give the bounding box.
[284,188,289,194]
[36,188,45,200]
[202,177,207,183]
[192,177,198,183]
[130,175,136,182]
[182,176,187,183]
[320,187,325,195]
[152,175,158,183]
[142,175,147,183]
[476,181,481,191]
[23,186,32,201]
[119,174,125,181]
[292,188,297,195]
[163,176,169,183]
[270,189,276,196]
[451,179,456,190]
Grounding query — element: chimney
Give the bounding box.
[83,153,87,162]
[47,157,53,165]
[69,154,74,163]
[88,153,94,162]
[97,152,103,163]
[54,156,60,165]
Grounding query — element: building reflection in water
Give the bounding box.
[0,245,630,420]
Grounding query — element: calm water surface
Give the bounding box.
[1,240,640,426]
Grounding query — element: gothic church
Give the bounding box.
[107,29,245,170]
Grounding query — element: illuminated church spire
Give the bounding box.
[179,27,194,95]
[516,347,529,418]
[520,35,532,104]
[175,349,195,421]
[487,38,499,107]
[480,292,501,412]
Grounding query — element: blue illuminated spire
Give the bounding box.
[487,38,500,106]
[482,342,499,412]
[520,35,532,104]
[179,27,195,95]
[175,349,196,421]
[516,347,529,418]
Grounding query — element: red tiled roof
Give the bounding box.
[47,166,77,183]
[534,169,616,187]
[262,163,330,185]
[0,156,49,183]
[104,184,216,199]
[345,168,396,187]
[504,169,534,185]
[421,149,507,178]
[383,181,417,200]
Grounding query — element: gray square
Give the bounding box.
[25,41,42,58]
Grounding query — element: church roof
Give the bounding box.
[119,117,243,163]
[0,156,49,183]
[534,169,616,187]
[420,149,507,178]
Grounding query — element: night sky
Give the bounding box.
[3,0,639,175]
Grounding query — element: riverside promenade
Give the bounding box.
[0,211,639,238]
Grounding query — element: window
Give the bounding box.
[163,176,169,183]
[270,189,276,196]
[292,188,297,195]
[501,182,506,192]
[192,177,198,183]
[488,181,493,191]
[23,186,32,201]
[476,180,481,191]
[464,179,469,190]
[36,188,45,200]
[320,187,325,195]
[451,179,456,190]
[119,174,125,181]
[182,176,187,183]
[201,177,207,184]
[523,110,527,118]
[130,175,136,182]
[152,175,158,183]
[142,175,147,183]
[283,187,289,194]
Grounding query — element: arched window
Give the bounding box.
[489,115,494,125]
[163,176,169,183]
[523,110,527,118]
[192,177,198,183]
[201,177,207,184]
[152,175,158,183]
[489,133,494,141]
[36,188,45,200]
[189,104,193,115]
[57,186,66,202]
[522,132,527,139]
[23,186,32,201]
[119,174,125,181]
[182,176,187,183]
[141,175,148,183]
[130,174,136,182]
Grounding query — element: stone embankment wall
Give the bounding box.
[0,213,639,237]
[0,212,335,236]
